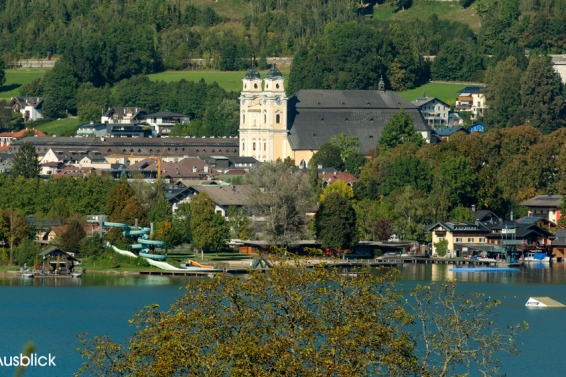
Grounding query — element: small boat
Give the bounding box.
[71,268,82,279]
[526,297,565,307]
[20,265,34,278]
[180,260,214,269]
[523,252,550,262]
[451,267,520,272]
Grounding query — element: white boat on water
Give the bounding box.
[523,252,550,262]
[71,268,82,278]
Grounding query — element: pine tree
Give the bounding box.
[315,191,357,250]
[60,218,87,254]
[11,142,40,179]
[485,56,523,128]
[520,54,564,134]
[0,56,5,87]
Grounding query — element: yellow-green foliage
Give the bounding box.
[320,180,354,202]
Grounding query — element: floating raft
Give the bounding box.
[525,297,566,307]
[450,267,520,272]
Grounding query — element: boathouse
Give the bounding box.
[40,246,80,274]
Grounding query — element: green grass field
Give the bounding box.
[148,70,290,93]
[0,68,474,110]
[373,1,481,32]
[36,118,81,136]
[0,69,48,99]
[399,82,471,105]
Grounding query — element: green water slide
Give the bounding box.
[103,221,166,259]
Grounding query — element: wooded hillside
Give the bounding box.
[2,0,566,72]
[1,0,566,135]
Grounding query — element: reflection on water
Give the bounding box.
[398,262,566,285]
[0,272,201,287]
[4,262,566,287]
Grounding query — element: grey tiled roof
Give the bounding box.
[520,195,563,207]
[189,185,253,206]
[287,90,429,154]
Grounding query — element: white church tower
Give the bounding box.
[239,64,289,162]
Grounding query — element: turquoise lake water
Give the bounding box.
[1,263,566,376]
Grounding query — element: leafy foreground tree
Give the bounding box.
[77,261,527,377]
[246,161,314,246]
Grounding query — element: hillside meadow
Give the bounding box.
[36,118,81,136]
[0,69,48,99]
[1,68,476,113]
[372,1,481,33]
[147,70,291,93]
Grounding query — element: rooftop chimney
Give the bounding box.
[471,204,476,213]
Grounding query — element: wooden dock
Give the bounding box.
[137,256,523,276]
[376,256,523,267]
[139,268,249,276]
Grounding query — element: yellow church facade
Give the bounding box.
[238,65,292,162]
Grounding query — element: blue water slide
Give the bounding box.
[102,219,166,258]
[137,237,166,248]
[103,221,131,229]
[123,228,151,237]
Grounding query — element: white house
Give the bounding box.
[456,86,486,120]
[10,97,44,122]
[411,94,454,127]
[141,111,190,137]
[101,107,147,124]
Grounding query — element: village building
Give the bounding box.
[455,86,486,121]
[432,127,469,142]
[141,111,190,137]
[39,246,81,274]
[8,136,240,164]
[76,123,107,137]
[238,65,430,165]
[427,220,555,258]
[185,184,253,217]
[101,107,147,124]
[0,128,46,147]
[10,97,44,122]
[520,194,563,224]
[411,93,459,127]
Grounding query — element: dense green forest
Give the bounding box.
[1,0,566,134]
[2,0,566,68]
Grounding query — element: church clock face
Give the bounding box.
[275,97,282,106]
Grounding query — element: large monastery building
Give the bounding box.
[238,65,431,165]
